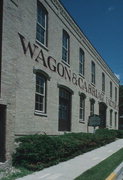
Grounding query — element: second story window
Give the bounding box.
[62,30,69,64]
[91,61,96,84]
[115,87,117,102]
[79,49,84,76]
[110,81,112,98]
[102,72,105,92]
[36,1,48,46]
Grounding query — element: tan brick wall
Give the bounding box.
[1,0,119,160]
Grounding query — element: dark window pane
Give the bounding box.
[62,31,69,63]
[38,7,45,27]
[36,25,45,44]
[63,33,68,48]
[62,48,68,62]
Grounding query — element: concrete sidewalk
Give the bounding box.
[16,139,123,180]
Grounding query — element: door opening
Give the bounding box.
[58,88,71,131]
[99,102,107,128]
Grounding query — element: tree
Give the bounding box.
[119,85,123,116]
[119,85,123,129]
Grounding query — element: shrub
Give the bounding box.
[13,129,119,171]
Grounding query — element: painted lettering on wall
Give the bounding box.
[18,33,118,110]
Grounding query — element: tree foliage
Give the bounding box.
[119,85,123,116]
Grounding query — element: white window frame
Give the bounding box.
[36,2,47,46]
[91,61,96,84]
[62,30,69,64]
[35,74,46,114]
[79,95,85,122]
[79,49,84,76]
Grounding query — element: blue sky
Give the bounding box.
[60,0,123,84]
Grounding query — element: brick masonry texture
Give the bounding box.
[0,0,119,160]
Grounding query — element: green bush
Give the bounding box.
[13,129,119,171]
[111,130,123,138]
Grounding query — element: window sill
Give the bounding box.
[61,60,70,68]
[79,73,85,79]
[34,111,47,117]
[35,39,49,51]
[79,120,85,124]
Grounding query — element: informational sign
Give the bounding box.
[88,114,101,127]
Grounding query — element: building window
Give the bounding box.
[62,30,69,64]
[79,49,84,76]
[90,99,95,116]
[91,61,96,84]
[110,81,112,98]
[36,1,48,46]
[110,109,113,127]
[115,112,117,128]
[35,74,46,113]
[102,72,105,92]
[115,87,117,102]
[79,94,86,122]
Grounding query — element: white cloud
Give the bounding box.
[115,73,120,80]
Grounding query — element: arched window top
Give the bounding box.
[79,92,86,99]
[90,98,95,104]
[80,48,84,55]
[92,61,95,65]
[63,29,69,38]
[99,102,107,109]
[102,72,105,76]
[37,1,48,14]
[33,68,50,81]
[57,83,74,95]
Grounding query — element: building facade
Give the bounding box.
[0,0,119,161]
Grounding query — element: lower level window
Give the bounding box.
[79,95,85,122]
[35,74,46,113]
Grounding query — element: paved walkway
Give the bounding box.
[16,139,123,180]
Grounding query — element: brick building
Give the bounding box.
[0,0,119,162]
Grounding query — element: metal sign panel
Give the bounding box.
[88,114,101,127]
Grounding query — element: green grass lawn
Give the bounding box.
[75,148,123,180]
